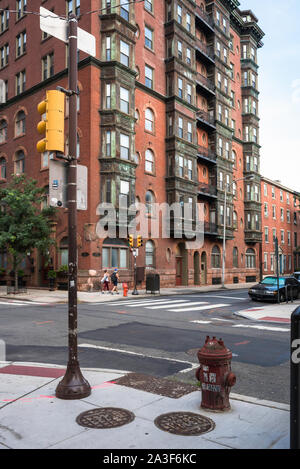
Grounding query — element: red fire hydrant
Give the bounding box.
[123,282,128,297]
[195,336,236,412]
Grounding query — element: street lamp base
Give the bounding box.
[55,361,91,400]
[132,289,139,295]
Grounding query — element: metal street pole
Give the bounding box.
[132,249,138,295]
[275,236,280,304]
[221,183,227,289]
[291,306,300,449]
[56,14,91,400]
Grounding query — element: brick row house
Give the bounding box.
[0,0,299,290]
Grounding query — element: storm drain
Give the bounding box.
[76,407,135,429]
[154,412,215,436]
[113,373,198,399]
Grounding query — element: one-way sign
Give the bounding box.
[40,7,96,57]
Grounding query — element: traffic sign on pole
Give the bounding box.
[40,7,96,57]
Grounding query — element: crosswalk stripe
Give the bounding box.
[107,299,173,306]
[190,320,212,324]
[145,301,194,310]
[127,300,183,308]
[232,324,289,332]
[168,303,228,312]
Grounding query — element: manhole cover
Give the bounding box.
[76,407,135,429]
[154,412,215,436]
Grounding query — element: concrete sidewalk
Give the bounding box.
[235,300,300,324]
[0,282,256,304]
[0,361,289,450]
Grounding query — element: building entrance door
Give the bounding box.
[201,252,207,284]
[176,257,182,286]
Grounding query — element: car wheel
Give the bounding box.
[279,292,286,303]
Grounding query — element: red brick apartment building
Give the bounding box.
[0,0,297,291]
[261,177,300,277]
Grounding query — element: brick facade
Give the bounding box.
[0,1,298,291]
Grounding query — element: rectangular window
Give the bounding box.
[187,122,192,142]
[178,77,183,98]
[106,36,111,60]
[177,40,182,59]
[120,86,129,114]
[120,0,129,21]
[106,131,111,157]
[16,0,27,20]
[16,31,26,58]
[186,47,191,65]
[0,9,9,34]
[0,44,9,69]
[178,117,183,138]
[145,26,153,50]
[67,0,80,16]
[42,53,54,80]
[264,253,268,271]
[15,70,26,95]
[179,156,184,177]
[145,65,153,89]
[186,83,192,104]
[187,159,192,179]
[120,40,129,67]
[120,179,130,206]
[265,227,269,243]
[145,0,153,13]
[177,4,182,24]
[106,83,111,109]
[281,230,285,244]
[120,133,129,160]
[186,13,191,31]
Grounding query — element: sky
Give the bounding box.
[239,0,300,192]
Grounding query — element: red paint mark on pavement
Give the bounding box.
[234,340,250,346]
[244,308,263,312]
[0,365,66,378]
[260,316,290,323]
[34,321,54,325]
[117,310,127,314]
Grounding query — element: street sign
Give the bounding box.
[77,164,88,211]
[40,7,96,57]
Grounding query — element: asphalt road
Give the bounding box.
[0,289,290,404]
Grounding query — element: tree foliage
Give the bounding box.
[0,175,57,290]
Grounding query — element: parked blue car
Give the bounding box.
[248,276,300,302]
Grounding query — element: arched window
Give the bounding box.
[233,247,238,268]
[233,211,238,229]
[211,245,221,268]
[145,108,154,132]
[145,149,154,173]
[145,190,155,215]
[14,150,25,175]
[15,110,26,137]
[246,248,256,268]
[145,240,155,267]
[0,157,6,179]
[0,119,8,143]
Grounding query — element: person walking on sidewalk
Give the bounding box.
[110,269,119,294]
[100,270,110,294]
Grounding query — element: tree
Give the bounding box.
[0,175,57,292]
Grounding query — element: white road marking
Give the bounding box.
[78,343,196,372]
[190,320,212,324]
[127,300,184,308]
[168,303,228,312]
[0,301,46,306]
[106,299,173,306]
[232,324,289,332]
[146,301,202,310]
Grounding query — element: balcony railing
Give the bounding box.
[197,145,216,163]
[196,109,215,127]
[196,72,215,93]
[195,5,215,29]
[198,182,217,198]
[195,39,215,61]
[204,221,218,235]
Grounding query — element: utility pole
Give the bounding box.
[55,14,91,400]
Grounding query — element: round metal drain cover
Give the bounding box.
[154,412,215,436]
[76,407,135,429]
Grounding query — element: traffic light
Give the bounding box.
[137,235,143,247]
[128,234,134,248]
[37,90,65,153]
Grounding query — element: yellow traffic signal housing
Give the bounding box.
[37,90,65,153]
[137,235,143,247]
[128,235,134,248]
